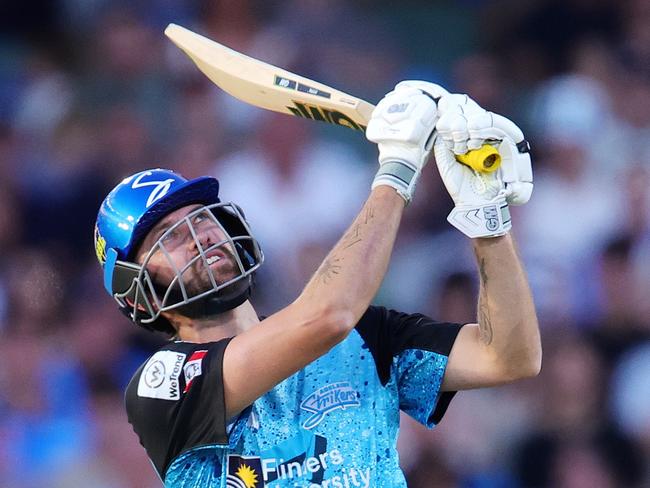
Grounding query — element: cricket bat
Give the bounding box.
[164,24,500,173]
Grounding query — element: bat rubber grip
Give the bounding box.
[455,144,501,173]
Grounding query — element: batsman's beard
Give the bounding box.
[186,244,240,295]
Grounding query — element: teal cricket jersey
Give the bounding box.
[125,306,463,487]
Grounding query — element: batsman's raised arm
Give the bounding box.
[222,84,442,416]
[404,82,541,390]
[449,234,541,388]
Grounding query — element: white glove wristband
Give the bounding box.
[447,195,511,238]
[371,159,419,203]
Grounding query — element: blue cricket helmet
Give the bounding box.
[95,169,263,334]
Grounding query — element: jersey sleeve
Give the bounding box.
[355,306,463,428]
[124,338,232,478]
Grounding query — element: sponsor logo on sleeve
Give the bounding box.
[137,351,186,400]
[183,350,207,393]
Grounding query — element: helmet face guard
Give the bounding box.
[110,202,263,325]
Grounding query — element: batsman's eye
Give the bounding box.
[192,213,208,224]
[191,211,219,231]
[161,227,183,245]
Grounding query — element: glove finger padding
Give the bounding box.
[436,96,485,155]
[395,80,450,101]
[464,111,533,206]
[437,93,483,114]
[467,112,523,146]
[437,95,487,153]
[436,111,469,155]
[497,138,533,206]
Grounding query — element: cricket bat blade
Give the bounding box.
[164,23,501,172]
[165,24,374,131]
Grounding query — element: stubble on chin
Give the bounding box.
[186,250,240,295]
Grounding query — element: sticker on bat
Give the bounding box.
[297,83,330,98]
[275,75,297,90]
[287,102,365,131]
[274,75,331,99]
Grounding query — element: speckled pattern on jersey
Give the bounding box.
[125,306,462,488]
[166,339,452,487]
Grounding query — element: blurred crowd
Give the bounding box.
[1,0,649,487]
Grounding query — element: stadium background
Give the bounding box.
[1,0,649,486]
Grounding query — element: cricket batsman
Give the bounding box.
[94,81,540,487]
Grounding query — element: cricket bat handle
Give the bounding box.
[455,144,501,173]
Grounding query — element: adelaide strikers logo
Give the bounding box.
[227,455,264,488]
[300,381,360,429]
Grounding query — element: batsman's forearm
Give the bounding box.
[474,234,541,376]
[299,186,405,325]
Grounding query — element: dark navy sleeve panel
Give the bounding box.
[354,305,463,386]
[124,338,232,478]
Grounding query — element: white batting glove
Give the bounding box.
[366,82,447,204]
[394,80,449,101]
[434,96,533,238]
